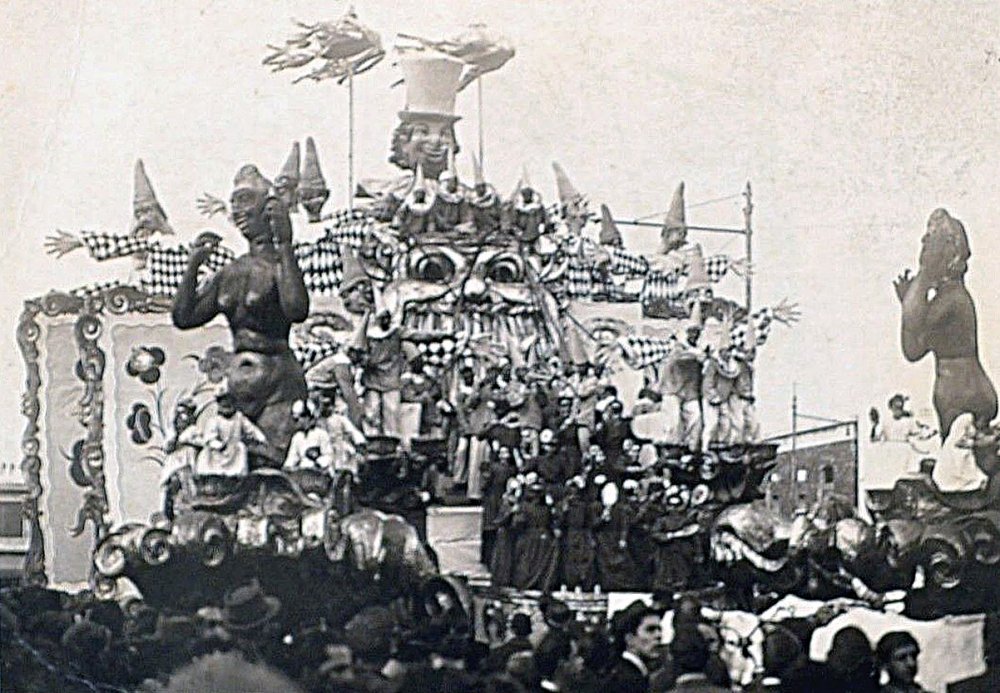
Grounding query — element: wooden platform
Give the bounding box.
[426,504,487,577]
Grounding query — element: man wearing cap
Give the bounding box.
[353,300,406,438]
[608,601,663,693]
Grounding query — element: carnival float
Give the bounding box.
[7,7,1000,692]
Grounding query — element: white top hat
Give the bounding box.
[398,48,464,121]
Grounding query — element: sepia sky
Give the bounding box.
[2,0,999,475]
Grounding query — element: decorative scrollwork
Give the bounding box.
[17,299,46,585]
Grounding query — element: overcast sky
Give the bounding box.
[2,0,999,476]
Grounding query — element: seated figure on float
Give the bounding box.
[171,164,310,466]
[895,208,999,491]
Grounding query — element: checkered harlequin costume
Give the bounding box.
[80,231,236,297]
[291,339,343,372]
[638,254,742,306]
[729,307,774,355]
[615,334,679,370]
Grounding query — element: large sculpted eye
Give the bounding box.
[485,255,523,283]
[414,252,457,282]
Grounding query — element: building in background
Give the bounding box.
[0,461,28,586]
[764,420,859,518]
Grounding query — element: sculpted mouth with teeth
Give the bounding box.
[392,242,555,355]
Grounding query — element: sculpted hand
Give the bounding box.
[771,299,801,326]
[190,231,222,265]
[44,230,83,258]
[196,193,228,218]
[264,197,293,244]
[893,269,914,303]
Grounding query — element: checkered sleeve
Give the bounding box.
[80,232,150,261]
[730,308,774,353]
[616,334,678,369]
[141,245,190,297]
[291,339,342,372]
[296,237,344,297]
[705,254,734,282]
[566,256,594,299]
[639,268,684,303]
[204,245,236,272]
[69,280,129,299]
[608,247,649,278]
[326,209,374,251]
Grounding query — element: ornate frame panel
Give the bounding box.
[16,287,170,584]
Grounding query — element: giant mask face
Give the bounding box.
[389,117,458,180]
[393,241,552,356]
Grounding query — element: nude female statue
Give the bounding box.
[172,165,310,465]
[895,209,997,487]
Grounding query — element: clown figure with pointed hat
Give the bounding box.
[351,286,406,438]
[45,159,237,299]
[468,152,502,234]
[651,182,704,275]
[392,162,437,241]
[552,161,589,236]
[508,165,548,243]
[432,148,471,231]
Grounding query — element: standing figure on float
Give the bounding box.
[172,164,309,465]
[895,208,997,491]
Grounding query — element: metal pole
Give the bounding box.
[743,181,753,313]
[348,64,354,211]
[791,383,798,515]
[477,76,485,171]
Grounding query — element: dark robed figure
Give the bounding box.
[172,165,309,464]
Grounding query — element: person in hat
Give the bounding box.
[433,153,471,231]
[222,579,281,638]
[393,163,438,240]
[875,631,927,693]
[469,152,502,235]
[273,141,300,211]
[654,182,703,276]
[553,161,589,236]
[508,168,548,244]
[353,290,406,438]
[511,477,559,591]
[608,600,663,693]
[871,394,935,446]
[594,482,638,591]
[489,477,521,586]
[46,160,237,300]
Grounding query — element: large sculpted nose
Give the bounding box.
[463,276,487,299]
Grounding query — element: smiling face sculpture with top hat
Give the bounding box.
[171,164,310,465]
[389,49,463,180]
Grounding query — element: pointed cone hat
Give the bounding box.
[685,253,710,291]
[599,204,623,246]
[302,137,327,189]
[471,152,486,186]
[279,142,300,182]
[566,325,590,365]
[663,182,686,230]
[552,162,579,205]
[133,159,168,219]
[686,299,704,330]
[339,250,369,294]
